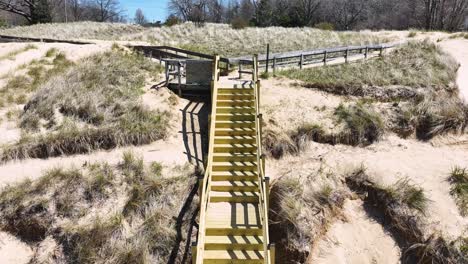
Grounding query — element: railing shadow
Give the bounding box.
[180,96,210,169]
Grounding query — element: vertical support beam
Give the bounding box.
[265,43,270,74]
[177,63,182,97]
[299,54,304,69]
[345,48,349,63]
[239,62,243,79]
[379,47,384,57]
[365,46,369,59]
[273,57,277,77]
[192,242,197,263]
[323,51,328,66]
[198,176,204,206]
[264,177,270,210]
[269,243,276,264]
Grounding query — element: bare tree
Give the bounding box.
[134,8,146,24]
[91,0,121,22]
[326,0,369,30]
[293,0,321,26]
[168,0,194,21]
[0,0,52,24]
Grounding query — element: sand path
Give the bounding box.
[440,39,468,101]
[311,199,401,264]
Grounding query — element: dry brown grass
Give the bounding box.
[0,152,198,263]
[270,164,350,262]
[1,49,168,161]
[263,102,384,159]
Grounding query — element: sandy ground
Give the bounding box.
[0,232,32,264]
[439,39,468,101]
[311,199,401,264]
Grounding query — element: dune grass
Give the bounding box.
[270,164,349,262]
[0,152,198,263]
[263,102,383,159]
[278,41,458,93]
[0,22,390,57]
[0,21,144,40]
[0,44,37,61]
[1,49,167,161]
[0,51,72,109]
[448,167,468,216]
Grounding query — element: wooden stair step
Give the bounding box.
[206,202,262,228]
[210,191,259,203]
[217,100,255,107]
[216,113,255,121]
[218,94,254,100]
[216,107,255,114]
[215,121,256,128]
[212,161,257,171]
[214,136,256,144]
[213,144,257,153]
[218,87,254,93]
[215,127,256,136]
[203,250,264,263]
[212,171,258,182]
[204,235,263,250]
[213,153,257,162]
[211,180,259,192]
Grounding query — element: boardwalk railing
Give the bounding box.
[0,34,91,45]
[233,43,398,77]
[252,54,274,263]
[130,45,230,73]
[193,55,220,263]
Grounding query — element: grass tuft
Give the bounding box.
[334,103,384,145]
[448,167,468,216]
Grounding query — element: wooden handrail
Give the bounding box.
[252,54,271,264]
[195,55,220,264]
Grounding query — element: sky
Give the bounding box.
[120,0,169,23]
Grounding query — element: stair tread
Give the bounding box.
[212,161,257,167]
[210,191,259,197]
[207,202,262,227]
[211,181,259,187]
[212,171,258,176]
[203,249,264,260]
[205,235,263,245]
[213,152,257,157]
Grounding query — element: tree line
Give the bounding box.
[0,0,124,25]
[0,0,467,31]
[168,0,468,31]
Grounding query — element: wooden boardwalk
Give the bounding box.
[193,56,274,263]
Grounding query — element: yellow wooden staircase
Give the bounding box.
[193,56,274,264]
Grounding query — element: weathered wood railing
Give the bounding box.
[252,54,274,264]
[232,43,398,77]
[130,45,230,73]
[193,55,220,264]
[0,34,92,45]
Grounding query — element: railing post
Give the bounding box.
[365,46,368,59]
[264,177,270,210]
[345,48,349,63]
[299,54,304,69]
[177,62,182,96]
[265,43,270,74]
[379,47,384,57]
[239,62,243,79]
[269,243,276,264]
[273,57,277,77]
[323,51,328,66]
[192,242,197,263]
